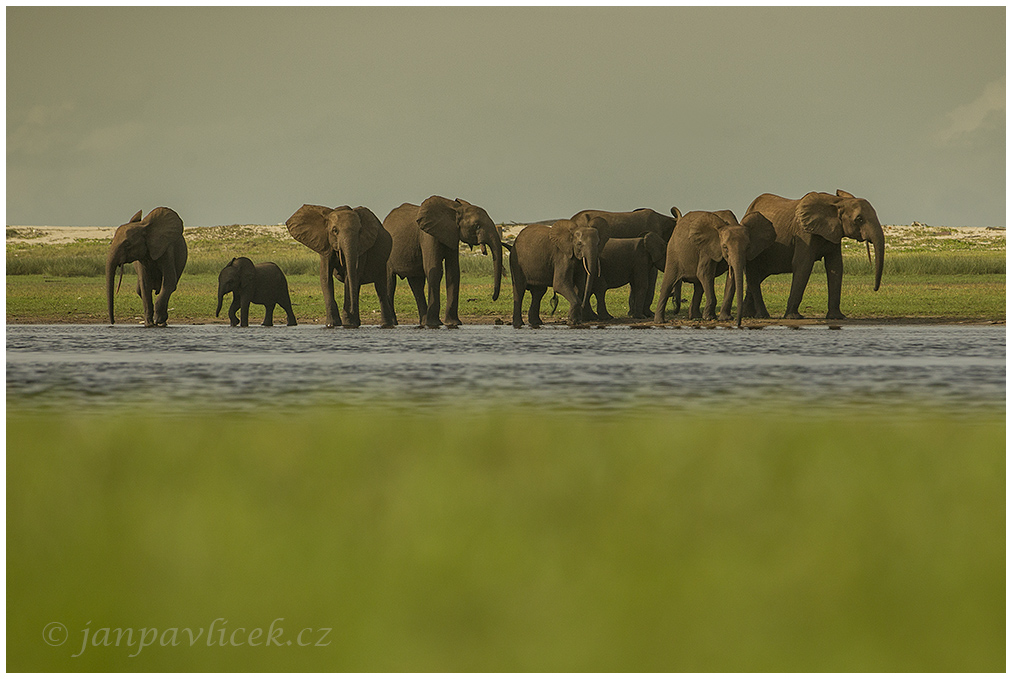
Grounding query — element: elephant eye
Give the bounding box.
[855,215,865,224]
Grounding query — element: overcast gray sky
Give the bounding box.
[7,6,1005,227]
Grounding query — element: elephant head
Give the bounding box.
[215,257,255,318]
[639,231,667,272]
[105,207,184,324]
[416,196,503,301]
[691,211,775,327]
[286,204,382,325]
[550,218,604,315]
[797,190,884,291]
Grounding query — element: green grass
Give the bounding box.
[6,270,1005,325]
[5,225,1006,322]
[6,407,1004,672]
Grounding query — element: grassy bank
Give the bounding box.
[6,223,1005,323]
[5,271,1006,325]
[7,407,1004,672]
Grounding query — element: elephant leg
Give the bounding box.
[595,288,613,321]
[511,264,527,329]
[240,298,251,327]
[386,272,398,326]
[672,280,682,316]
[228,297,241,327]
[640,268,658,317]
[824,246,846,319]
[554,274,583,325]
[688,283,704,320]
[718,274,734,321]
[263,302,275,327]
[372,277,396,329]
[528,286,548,328]
[785,248,816,319]
[152,259,178,327]
[702,275,718,320]
[135,264,155,327]
[443,249,462,328]
[319,255,340,328]
[342,278,361,329]
[406,276,428,327]
[654,270,678,323]
[278,291,297,326]
[423,255,444,329]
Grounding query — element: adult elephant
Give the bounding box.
[105,207,188,327]
[743,190,884,319]
[286,204,394,328]
[570,207,682,317]
[505,219,603,329]
[384,196,503,328]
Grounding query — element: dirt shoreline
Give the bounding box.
[6,314,1003,327]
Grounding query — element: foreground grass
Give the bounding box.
[5,270,1006,324]
[7,407,1004,671]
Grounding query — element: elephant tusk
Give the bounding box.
[866,241,872,264]
[481,243,487,256]
[116,264,125,294]
[584,258,591,278]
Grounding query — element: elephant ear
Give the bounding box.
[128,209,143,223]
[642,232,667,268]
[836,189,856,199]
[142,207,183,260]
[587,216,609,250]
[548,220,577,254]
[286,204,333,254]
[236,257,256,292]
[687,215,723,262]
[417,195,461,249]
[352,207,382,251]
[796,192,844,244]
[742,211,777,260]
[713,209,738,225]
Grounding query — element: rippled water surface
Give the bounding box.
[6,323,1006,413]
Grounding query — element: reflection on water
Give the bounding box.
[6,324,1006,413]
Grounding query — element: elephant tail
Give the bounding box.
[549,292,559,316]
[501,241,514,253]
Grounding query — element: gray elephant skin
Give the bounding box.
[384,196,503,329]
[286,204,395,328]
[570,207,681,317]
[592,232,667,320]
[105,207,188,327]
[655,210,776,327]
[743,190,884,319]
[216,257,297,327]
[506,218,604,329]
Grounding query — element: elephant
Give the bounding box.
[742,190,885,320]
[383,196,503,328]
[591,232,667,320]
[504,218,604,329]
[105,207,188,327]
[654,210,777,327]
[286,204,394,328]
[215,257,297,327]
[571,207,682,316]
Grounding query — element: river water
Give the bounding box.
[6,323,1006,414]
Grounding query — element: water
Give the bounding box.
[6,323,1006,414]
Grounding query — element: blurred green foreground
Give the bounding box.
[7,407,1004,671]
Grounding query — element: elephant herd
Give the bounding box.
[104,190,885,329]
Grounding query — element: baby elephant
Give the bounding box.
[216,257,297,327]
[590,232,667,320]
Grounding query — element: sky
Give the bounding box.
[6,6,1006,228]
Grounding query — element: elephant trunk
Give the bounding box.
[215,280,227,318]
[730,253,746,328]
[869,225,885,291]
[105,249,122,325]
[580,249,599,314]
[480,225,503,302]
[342,240,362,325]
